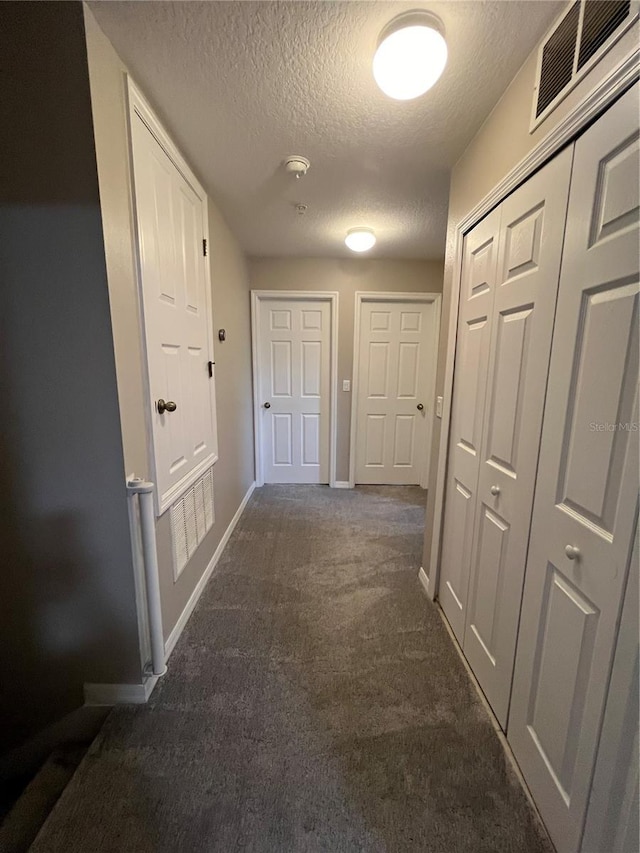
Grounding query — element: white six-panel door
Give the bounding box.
[256,296,332,484]
[439,149,573,724]
[355,299,437,485]
[130,107,217,513]
[508,83,639,853]
[439,209,501,640]
[463,148,573,727]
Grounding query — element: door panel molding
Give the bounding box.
[251,291,338,487]
[349,292,442,489]
[427,47,639,600]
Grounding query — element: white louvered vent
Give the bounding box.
[533,0,635,127]
[171,468,215,579]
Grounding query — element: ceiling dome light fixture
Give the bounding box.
[373,10,447,101]
[345,228,376,253]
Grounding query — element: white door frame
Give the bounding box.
[251,290,338,488]
[426,50,639,601]
[349,291,442,490]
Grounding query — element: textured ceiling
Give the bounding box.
[89,1,562,259]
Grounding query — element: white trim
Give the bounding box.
[427,54,639,602]
[435,604,552,845]
[161,453,219,517]
[332,481,351,489]
[84,676,158,707]
[349,292,442,489]
[127,78,207,196]
[529,1,639,133]
[84,480,256,707]
[418,566,430,597]
[164,480,256,659]
[126,76,218,517]
[251,291,339,488]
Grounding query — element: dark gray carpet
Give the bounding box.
[32,486,552,853]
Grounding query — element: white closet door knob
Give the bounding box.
[565,544,581,560]
[490,485,500,496]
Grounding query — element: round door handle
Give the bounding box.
[490,485,500,496]
[264,402,271,409]
[417,403,424,411]
[565,545,581,561]
[157,399,177,414]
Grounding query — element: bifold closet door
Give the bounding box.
[439,208,500,641]
[462,147,573,727]
[508,83,639,853]
[439,148,573,705]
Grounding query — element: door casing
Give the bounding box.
[251,290,338,488]
[349,292,441,489]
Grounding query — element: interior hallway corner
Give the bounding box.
[30,486,551,852]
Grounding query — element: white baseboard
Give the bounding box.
[84,675,158,706]
[434,603,552,845]
[164,480,256,659]
[332,481,351,489]
[418,566,430,596]
[83,481,256,708]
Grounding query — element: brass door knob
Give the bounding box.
[157,399,177,414]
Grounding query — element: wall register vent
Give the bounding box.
[533,0,636,127]
[171,467,214,579]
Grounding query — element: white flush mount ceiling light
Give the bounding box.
[373,10,447,100]
[345,228,376,252]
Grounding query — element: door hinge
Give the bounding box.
[202,238,208,257]
[208,360,215,377]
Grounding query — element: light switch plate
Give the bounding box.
[436,396,443,418]
[342,379,351,392]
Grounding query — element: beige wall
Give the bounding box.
[422,24,640,578]
[84,7,255,644]
[249,258,444,482]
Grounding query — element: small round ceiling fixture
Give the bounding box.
[373,10,447,100]
[345,228,376,253]
[283,155,311,178]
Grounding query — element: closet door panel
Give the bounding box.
[439,209,500,641]
[581,533,639,853]
[463,147,573,727]
[508,83,639,853]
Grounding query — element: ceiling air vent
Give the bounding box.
[578,0,631,69]
[534,0,635,124]
[536,1,581,118]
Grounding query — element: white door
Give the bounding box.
[257,297,331,484]
[131,111,217,512]
[508,83,639,853]
[439,209,501,641]
[355,300,436,485]
[463,148,572,727]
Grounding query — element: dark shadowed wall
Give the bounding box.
[0,1,142,756]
